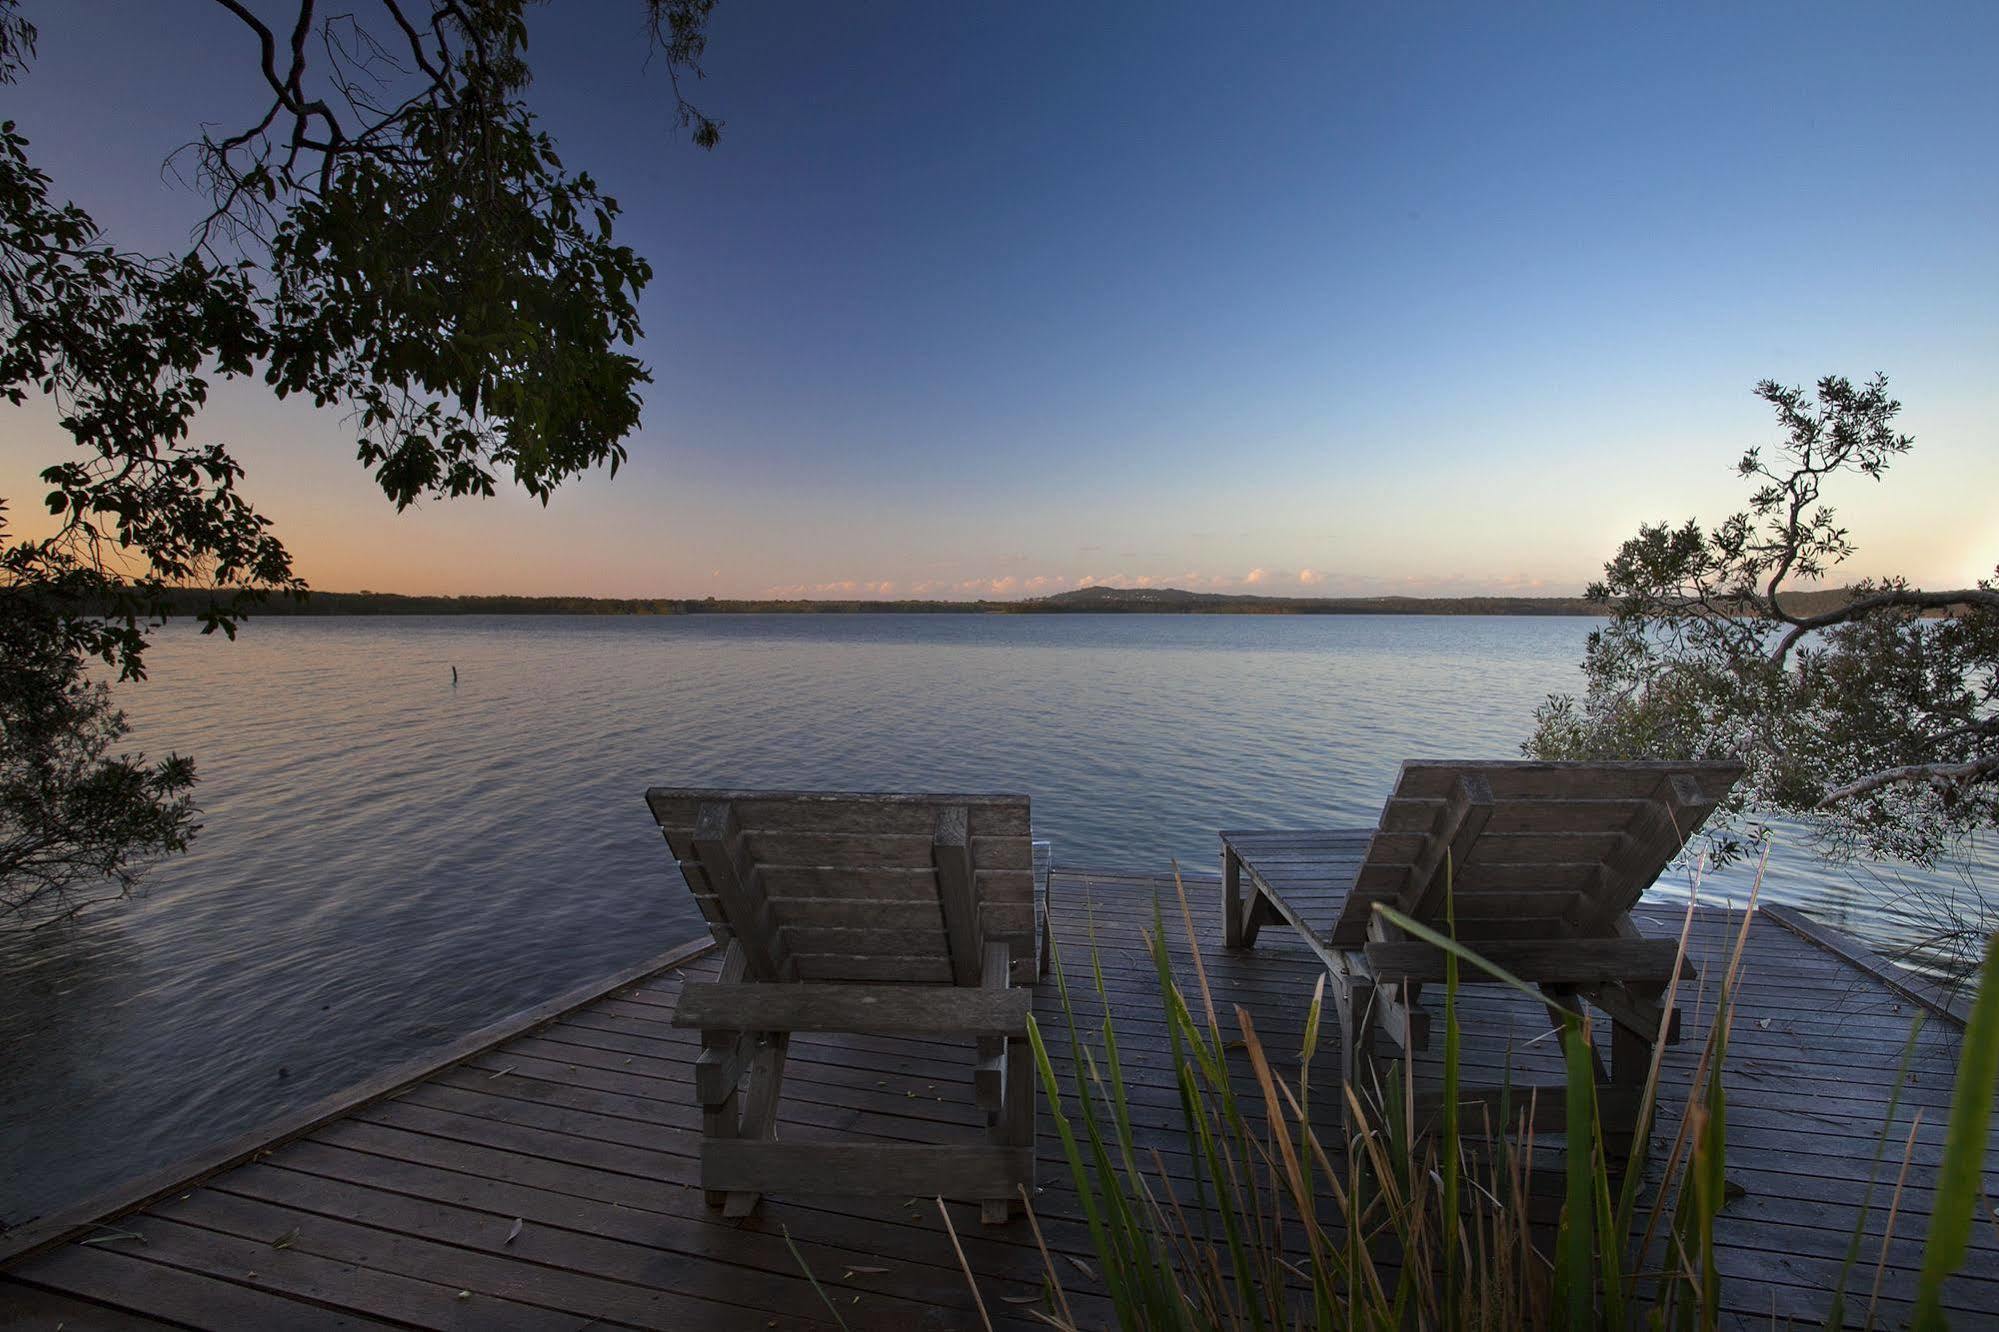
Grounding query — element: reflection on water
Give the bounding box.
[0,614,1987,1224]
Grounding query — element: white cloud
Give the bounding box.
[1244,567,1270,585]
[1298,568,1323,586]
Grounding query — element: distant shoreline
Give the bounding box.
[157,586,1606,617]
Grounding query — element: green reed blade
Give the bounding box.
[1555,1015,1597,1332]
[1828,1011,1926,1331]
[1441,855,1463,1330]
[1912,928,1999,1331]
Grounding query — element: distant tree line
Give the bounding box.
[129,587,1616,617]
[108,585,1927,622]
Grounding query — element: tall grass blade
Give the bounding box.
[1866,1109,1926,1332]
[1373,905,1544,1005]
[1026,973,1136,1329]
[1911,928,1999,1331]
[1441,853,1463,1331]
[1553,1014,1597,1331]
[1827,1012,1926,1331]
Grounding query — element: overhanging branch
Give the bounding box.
[1818,755,1999,807]
[1769,586,1999,666]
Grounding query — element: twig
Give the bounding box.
[936,1197,994,1332]
[1017,1183,1074,1328]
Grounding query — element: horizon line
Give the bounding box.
[191,584,1603,607]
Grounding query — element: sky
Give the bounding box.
[3,2,1996,600]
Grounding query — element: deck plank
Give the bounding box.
[4,866,1996,1327]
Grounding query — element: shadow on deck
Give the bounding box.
[1,867,1993,1329]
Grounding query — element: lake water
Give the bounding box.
[1,614,1986,1227]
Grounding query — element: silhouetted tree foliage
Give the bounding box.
[0,0,722,917]
[1,523,198,924]
[1529,375,1999,867]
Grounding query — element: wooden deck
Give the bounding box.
[3,860,1995,1329]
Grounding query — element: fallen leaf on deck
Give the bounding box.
[1063,1253,1098,1280]
[504,1217,523,1245]
[78,1228,146,1247]
[270,1227,299,1250]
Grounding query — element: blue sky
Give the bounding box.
[4,1,1996,597]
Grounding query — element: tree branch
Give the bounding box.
[1768,586,1999,666]
[1818,755,1999,807]
[377,0,444,82]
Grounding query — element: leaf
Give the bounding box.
[780,1225,851,1332]
[77,1227,145,1247]
[504,1217,523,1246]
[270,1227,299,1250]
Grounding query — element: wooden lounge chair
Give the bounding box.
[1221,759,1743,1149]
[646,788,1044,1222]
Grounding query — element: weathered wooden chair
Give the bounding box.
[646,788,1043,1222]
[1221,759,1743,1151]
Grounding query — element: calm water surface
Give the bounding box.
[1,614,1985,1225]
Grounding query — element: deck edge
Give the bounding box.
[0,932,719,1270]
[1056,865,1222,884]
[1760,904,1970,1028]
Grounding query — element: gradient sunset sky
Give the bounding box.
[4,2,1996,599]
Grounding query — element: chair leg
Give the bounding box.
[1610,1019,1651,1088]
[694,943,754,1208]
[719,1033,790,1218]
[698,1028,742,1209]
[1241,886,1274,947]
[1223,846,1247,948]
[1039,901,1052,977]
[982,1036,1036,1223]
[1601,1018,1655,1162]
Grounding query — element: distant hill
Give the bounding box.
[1028,586,1601,615]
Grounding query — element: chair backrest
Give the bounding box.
[1330,760,1744,945]
[645,789,1037,985]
